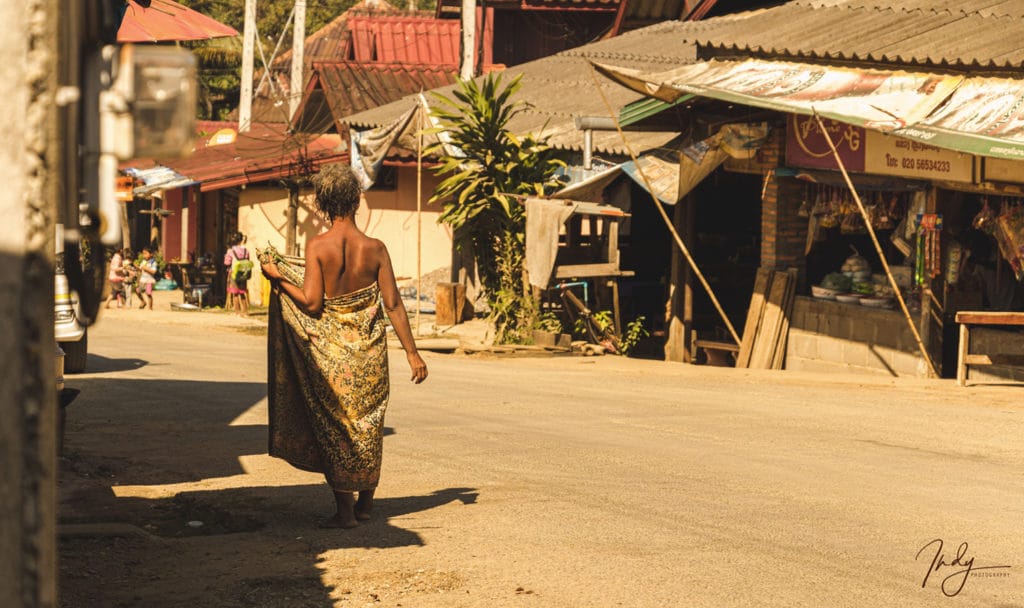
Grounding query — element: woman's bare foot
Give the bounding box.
[323,491,359,528]
[319,513,358,529]
[355,490,374,521]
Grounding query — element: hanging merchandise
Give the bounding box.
[945,240,963,285]
[905,191,927,240]
[872,193,899,230]
[820,187,841,229]
[914,213,943,286]
[972,197,996,234]
[994,201,1024,281]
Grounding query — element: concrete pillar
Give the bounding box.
[0,1,60,607]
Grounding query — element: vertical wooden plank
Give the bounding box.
[957,323,969,387]
[772,268,799,370]
[664,199,691,362]
[751,271,790,369]
[736,267,774,368]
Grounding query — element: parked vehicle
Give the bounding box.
[55,227,88,373]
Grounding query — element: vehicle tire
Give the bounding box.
[61,332,87,373]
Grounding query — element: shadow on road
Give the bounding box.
[58,377,472,607]
[82,353,150,374]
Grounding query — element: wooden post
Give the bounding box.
[956,322,969,386]
[664,198,691,361]
[919,187,937,376]
[416,107,423,334]
[285,183,299,256]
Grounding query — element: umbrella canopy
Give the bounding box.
[117,0,238,43]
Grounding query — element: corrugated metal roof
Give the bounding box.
[435,0,685,28]
[292,62,459,134]
[271,0,415,72]
[348,15,460,65]
[342,19,705,156]
[693,1,1024,69]
[117,0,238,43]
[126,122,346,192]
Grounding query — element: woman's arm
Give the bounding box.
[262,243,326,317]
[377,244,427,384]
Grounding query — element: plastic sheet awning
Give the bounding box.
[593,58,1024,161]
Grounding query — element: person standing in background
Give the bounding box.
[224,232,251,317]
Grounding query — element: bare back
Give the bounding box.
[308,221,384,298]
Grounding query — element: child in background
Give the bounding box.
[104,248,126,309]
[135,248,159,310]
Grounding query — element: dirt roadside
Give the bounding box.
[58,290,1024,608]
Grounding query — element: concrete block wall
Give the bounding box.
[785,297,928,377]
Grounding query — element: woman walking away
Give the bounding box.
[224,232,251,316]
[260,163,427,529]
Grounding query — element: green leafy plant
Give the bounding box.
[429,73,565,344]
[534,311,564,334]
[574,310,613,340]
[573,310,649,356]
[620,316,650,356]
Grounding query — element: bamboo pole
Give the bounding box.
[586,65,740,345]
[812,112,939,377]
[416,105,424,335]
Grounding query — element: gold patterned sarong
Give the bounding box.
[262,248,389,491]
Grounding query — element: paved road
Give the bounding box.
[59,304,1024,608]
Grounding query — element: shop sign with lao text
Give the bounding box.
[786,115,974,182]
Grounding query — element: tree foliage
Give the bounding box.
[429,73,565,343]
[176,0,439,119]
[178,0,358,119]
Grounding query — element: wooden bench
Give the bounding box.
[955,311,1024,386]
[693,339,740,367]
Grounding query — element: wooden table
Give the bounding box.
[954,311,1024,386]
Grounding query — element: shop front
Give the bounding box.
[779,115,1024,379]
[595,56,1024,378]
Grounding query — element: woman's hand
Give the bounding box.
[406,351,427,384]
[261,261,282,281]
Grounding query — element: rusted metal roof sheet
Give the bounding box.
[130,122,346,192]
[342,19,704,156]
[293,62,459,134]
[117,0,238,43]
[693,1,1024,69]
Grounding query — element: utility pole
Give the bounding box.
[460,0,475,80]
[289,0,306,120]
[239,0,257,132]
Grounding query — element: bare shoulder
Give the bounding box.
[355,235,388,256]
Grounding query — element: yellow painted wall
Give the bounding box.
[358,166,452,282]
[236,166,452,306]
